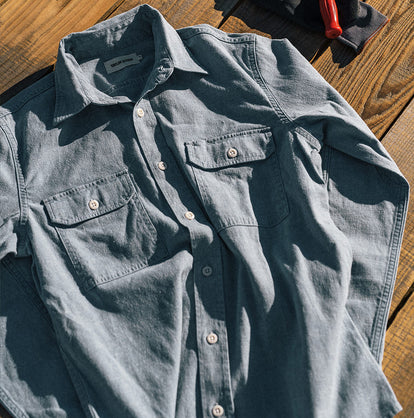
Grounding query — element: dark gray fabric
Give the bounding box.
[338,2,388,52]
[251,0,388,52]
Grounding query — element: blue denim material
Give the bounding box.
[0,4,409,417]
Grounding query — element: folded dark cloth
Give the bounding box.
[251,0,388,53]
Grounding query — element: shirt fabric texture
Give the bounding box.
[0,4,409,418]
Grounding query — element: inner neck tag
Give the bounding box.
[104,53,143,74]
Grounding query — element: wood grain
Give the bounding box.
[0,0,239,99]
[312,0,414,138]
[383,291,414,417]
[0,0,120,94]
[382,100,414,318]
[111,0,240,28]
[381,100,414,418]
[219,0,329,61]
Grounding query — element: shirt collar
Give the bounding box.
[53,4,208,126]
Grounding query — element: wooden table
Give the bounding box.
[1,0,413,416]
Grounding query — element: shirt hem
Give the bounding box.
[0,387,29,418]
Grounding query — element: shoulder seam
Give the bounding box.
[180,26,254,44]
[247,35,289,123]
[248,35,323,147]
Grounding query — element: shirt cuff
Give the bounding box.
[250,0,388,53]
[337,2,389,53]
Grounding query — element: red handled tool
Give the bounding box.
[319,0,342,39]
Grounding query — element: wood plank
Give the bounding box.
[0,0,239,99]
[0,65,54,106]
[111,0,240,28]
[381,100,414,418]
[383,291,414,417]
[312,0,414,138]
[219,0,328,61]
[382,100,414,317]
[0,0,123,95]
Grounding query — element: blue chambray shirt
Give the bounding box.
[0,4,409,418]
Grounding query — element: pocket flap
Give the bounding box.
[43,170,135,226]
[185,128,275,169]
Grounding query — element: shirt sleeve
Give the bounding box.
[0,255,86,417]
[0,122,84,416]
[253,35,409,363]
[0,122,22,260]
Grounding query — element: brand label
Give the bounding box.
[104,53,142,74]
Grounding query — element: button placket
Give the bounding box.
[132,98,200,232]
[206,332,219,344]
[131,97,234,417]
[202,265,213,277]
[185,211,195,220]
[212,404,225,417]
[192,240,234,418]
[157,161,167,171]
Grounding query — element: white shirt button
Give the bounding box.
[88,199,99,210]
[202,265,213,277]
[227,147,238,158]
[206,332,218,344]
[136,108,145,117]
[185,211,195,220]
[157,161,167,171]
[212,404,224,417]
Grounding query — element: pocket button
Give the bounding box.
[88,199,99,210]
[227,147,238,158]
[206,333,219,344]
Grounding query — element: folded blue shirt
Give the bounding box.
[0,4,408,417]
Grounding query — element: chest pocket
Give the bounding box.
[185,128,289,230]
[43,170,168,291]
